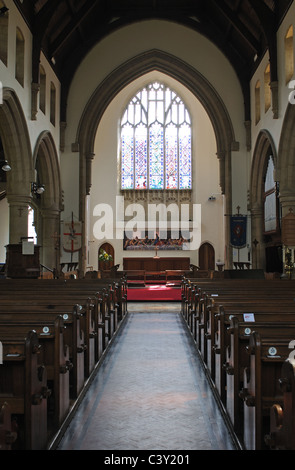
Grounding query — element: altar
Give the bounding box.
[123,256,190,271]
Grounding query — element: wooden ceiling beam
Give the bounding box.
[49,0,101,58]
[209,0,261,54]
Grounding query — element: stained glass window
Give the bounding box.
[121,82,192,190]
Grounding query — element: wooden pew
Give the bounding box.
[239,331,295,450]
[180,277,295,448]
[0,277,128,450]
[0,316,71,430]
[0,279,126,384]
[0,402,17,450]
[0,277,128,323]
[124,270,146,286]
[165,270,186,286]
[0,330,50,450]
[225,318,295,440]
[265,357,295,450]
[0,303,86,399]
[212,306,295,404]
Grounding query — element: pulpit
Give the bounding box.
[5,243,40,278]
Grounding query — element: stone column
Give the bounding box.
[7,196,30,244]
[250,206,265,269]
[40,208,61,274]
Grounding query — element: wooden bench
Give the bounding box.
[226,318,295,440]
[211,305,295,406]
[165,270,186,286]
[0,402,17,450]
[239,331,295,450]
[180,276,295,449]
[0,303,86,400]
[265,358,295,450]
[124,270,146,286]
[0,286,119,372]
[0,316,71,430]
[0,330,50,449]
[0,277,128,450]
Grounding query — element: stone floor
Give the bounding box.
[56,302,236,451]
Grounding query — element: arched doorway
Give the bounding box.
[249,130,281,272]
[98,242,114,273]
[199,242,215,270]
[33,132,62,273]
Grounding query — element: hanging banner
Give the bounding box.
[230,215,247,248]
[63,220,82,252]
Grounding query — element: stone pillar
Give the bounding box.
[250,206,265,269]
[40,208,61,273]
[7,196,30,244]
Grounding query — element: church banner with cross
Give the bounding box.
[63,219,82,252]
[230,215,247,249]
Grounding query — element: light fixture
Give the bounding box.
[31,182,45,195]
[0,7,9,16]
[1,160,11,172]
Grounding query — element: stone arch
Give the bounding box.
[32,131,63,271]
[75,50,237,272]
[249,129,278,269]
[0,87,34,244]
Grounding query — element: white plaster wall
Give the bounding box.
[250,2,295,156]
[0,0,61,153]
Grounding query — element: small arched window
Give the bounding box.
[264,64,271,113]
[39,65,46,114]
[0,1,8,66]
[121,82,192,190]
[285,25,294,84]
[15,27,25,86]
[255,80,261,125]
[264,156,279,233]
[50,82,56,126]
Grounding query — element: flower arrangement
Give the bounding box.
[99,249,113,262]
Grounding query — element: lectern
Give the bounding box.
[5,241,40,278]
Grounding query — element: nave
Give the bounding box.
[56,302,237,452]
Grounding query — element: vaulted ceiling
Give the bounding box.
[15,0,293,121]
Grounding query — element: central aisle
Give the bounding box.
[56,302,236,451]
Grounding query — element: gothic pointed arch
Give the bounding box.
[249,130,279,270]
[75,49,237,272]
[0,88,33,243]
[32,131,62,271]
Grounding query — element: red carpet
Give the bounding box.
[127,284,181,301]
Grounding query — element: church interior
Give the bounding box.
[1,0,295,452]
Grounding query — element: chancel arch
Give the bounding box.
[75,50,237,274]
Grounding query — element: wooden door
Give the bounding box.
[199,242,215,270]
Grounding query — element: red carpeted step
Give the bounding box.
[127,284,181,301]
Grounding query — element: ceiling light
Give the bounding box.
[1,161,11,172]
